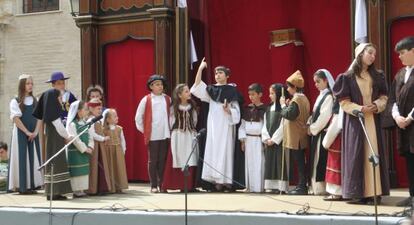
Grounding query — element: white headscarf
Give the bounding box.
[316,69,335,91]
[18,74,32,80]
[101,108,110,125]
[347,43,370,72]
[66,100,80,129]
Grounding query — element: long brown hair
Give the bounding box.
[17,76,35,111]
[172,84,197,118]
[349,43,379,78]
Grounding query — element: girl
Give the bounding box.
[87,98,111,195]
[322,100,344,201]
[333,43,389,204]
[308,69,335,195]
[162,84,198,192]
[262,83,289,193]
[102,108,128,193]
[86,84,105,106]
[9,74,43,194]
[66,100,94,198]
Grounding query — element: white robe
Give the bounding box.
[191,81,240,184]
[8,97,43,191]
[170,104,198,168]
[239,119,264,192]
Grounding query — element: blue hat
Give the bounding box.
[46,72,70,83]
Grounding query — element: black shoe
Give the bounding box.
[366,196,381,205]
[47,195,67,200]
[288,186,308,195]
[272,189,281,194]
[347,198,368,205]
[396,197,413,207]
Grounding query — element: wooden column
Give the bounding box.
[367,0,386,70]
[148,7,175,93]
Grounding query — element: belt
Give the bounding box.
[246,134,261,137]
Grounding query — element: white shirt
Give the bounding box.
[392,66,414,120]
[135,93,170,141]
[9,96,34,120]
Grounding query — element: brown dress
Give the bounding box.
[88,122,112,194]
[103,125,129,192]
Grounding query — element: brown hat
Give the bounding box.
[286,70,304,88]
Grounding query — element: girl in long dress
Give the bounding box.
[262,83,289,193]
[9,74,43,194]
[162,84,198,192]
[333,43,389,204]
[308,69,335,195]
[102,109,129,193]
[66,100,94,198]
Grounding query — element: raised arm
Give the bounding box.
[194,57,207,86]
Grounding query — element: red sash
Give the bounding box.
[143,94,170,145]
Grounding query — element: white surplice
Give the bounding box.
[191,81,240,184]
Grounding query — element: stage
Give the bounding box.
[0,183,410,225]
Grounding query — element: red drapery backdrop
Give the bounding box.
[192,0,352,105]
[105,38,154,181]
[389,17,414,188]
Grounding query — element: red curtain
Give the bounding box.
[195,0,351,105]
[105,38,154,181]
[389,17,414,188]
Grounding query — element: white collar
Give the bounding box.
[319,88,330,95]
[109,124,116,130]
[178,104,191,111]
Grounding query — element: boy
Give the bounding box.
[46,72,77,126]
[0,142,8,192]
[280,70,310,195]
[239,83,266,192]
[390,36,414,206]
[191,57,242,191]
[135,74,171,193]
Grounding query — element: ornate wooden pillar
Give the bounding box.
[75,0,99,98]
[148,7,175,93]
[367,0,386,70]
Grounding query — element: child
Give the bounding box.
[86,85,105,107]
[66,100,94,198]
[0,142,8,192]
[87,98,111,195]
[33,88,73,200]
[262,84,289,193]
[389,36,414,206]
[239,83,266,193]
[191,57,242,191]
[280,70,311,195]
[135,74,171,193]
[308,69,335,195]
[46,72,77,126]
[162,84,198,192]
[322,101,343,201]
[103,108,128,193]
[9,74,43,194]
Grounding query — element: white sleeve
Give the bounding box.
[261,113,271,142]
[192,108,198,125]
[310,95,333,136]
[52,119,70,139]
[120,129,126,154]
[190,81,210,103]
[169,106,175,129]
[67,122,88,153]
[228,101,241,125]
[392,103,401,119]
[322,113,342,149]
[408,107,414,120]
[90,123,105,142]
[88,128,95,149]
[271,119,284,145]
[238,119,247,140]
[135,97,146,133]
[9,99,22,120]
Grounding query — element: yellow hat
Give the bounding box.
[286,70,304,88]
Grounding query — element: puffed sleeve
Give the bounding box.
[333,74,363,116]
[10,99,22,120]
[190,81,211,103]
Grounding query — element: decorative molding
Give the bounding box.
[100,0,152,12]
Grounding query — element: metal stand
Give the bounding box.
[357,115,379,225]
[182,138,199,225]
[39,125,91,225]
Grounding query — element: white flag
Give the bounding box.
[190,32,198,69]
[178,0,187,8]
[355,0,367,43]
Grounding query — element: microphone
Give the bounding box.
[79,115,103,130]
[352,109,364,118]
[193,128,207,140]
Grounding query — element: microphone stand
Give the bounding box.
[356,114,379,225]
[38,124,92,225]
[182,136,199,225]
